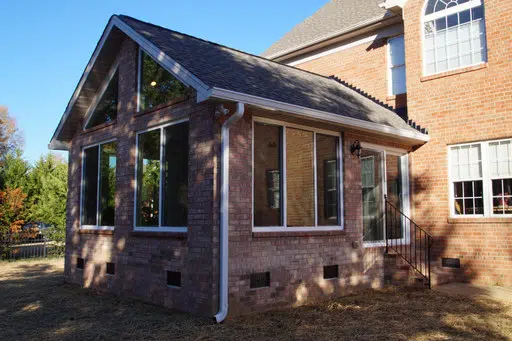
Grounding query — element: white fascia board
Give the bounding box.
[288,25,403,67]
[265,15,389,60]
[50,15,211,150]
[207,87,429,144]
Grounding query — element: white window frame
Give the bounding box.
[448,138,512,218]
[252,117,344,233]
[387,35,407,96]
[83,61,120,130]
[133,118,189,233]
[80,138,117,231]
[360,142,411,248]
[421,0,487,76]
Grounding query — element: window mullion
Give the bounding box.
[158,127,165,228]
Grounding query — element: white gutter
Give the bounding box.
[214,102,245,323]
[208,87,429,144]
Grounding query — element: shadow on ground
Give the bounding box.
[0,259,511,341]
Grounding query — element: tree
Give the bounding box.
[0,150,30,190]
[0,187,27,235]
[0,106,23,167]
[27,153,68,232]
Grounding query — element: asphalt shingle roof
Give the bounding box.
[262,0,390,59]
[118,15,416,133]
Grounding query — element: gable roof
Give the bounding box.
[50,15,427,150]
[262,0,393,60]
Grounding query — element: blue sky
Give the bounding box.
[0,0,326,163]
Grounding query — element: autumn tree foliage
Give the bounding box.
[0,187,27,234]
[0,106,23,168]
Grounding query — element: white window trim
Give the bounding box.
[251,116,344,232]
[133,118,189,232]
[359,143,411,248]
[83,61,120,130]
[387,35,406,96]
[448,138,512,218]
[421,0,487,77]
[80,138,117,230]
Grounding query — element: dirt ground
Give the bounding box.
[1,258,511,341]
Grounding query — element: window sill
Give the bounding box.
[79,228,114,235]
[81,120,117,134]
[252,228,345,238]
[131,231,187,239]
[421,63,488,82]
[447,217,512,224]
[134,95,190,117]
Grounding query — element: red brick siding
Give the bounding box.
[403,0,512,286]
[64,37,218,316]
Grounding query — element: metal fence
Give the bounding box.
[0,233,65,260]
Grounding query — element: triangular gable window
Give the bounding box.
[85,69,119,130]
[139,50,187,111]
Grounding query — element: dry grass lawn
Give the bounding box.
[1,258,511,341]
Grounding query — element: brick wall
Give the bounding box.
[64,37,218,316]
[227,110,414,315]
[403,0,512,286]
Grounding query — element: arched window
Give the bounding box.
[423,0,487,75]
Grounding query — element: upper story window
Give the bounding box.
[135,120,189,231]
[388,35,407,95]
[138,50,188,111]
[449,138,512,217]
[253,118,343,231]
[81,141,117,228]
[423,0,487,75]
[84,67,119,130]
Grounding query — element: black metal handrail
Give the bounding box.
[385,197,433,289]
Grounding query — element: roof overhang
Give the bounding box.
[267,14,401,62]
[207,87,429,145]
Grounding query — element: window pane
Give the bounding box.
[137,130,161,226]
[316,134,339,226]
[472,6,483,20]
[389,36,405,66]
[392,66,407,95]
[162,122,189,227]
[286,128,314,227]
[454,182,463,198]
[140,51,187,111]
[98,143,117,226]
[254,123,282,227]
[85,70,118,129]
[459,9,471,24]
[447,13,459,28]
[82,147,99,225]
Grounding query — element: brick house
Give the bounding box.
[50,0,511,321]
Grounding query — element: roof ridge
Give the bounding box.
[116,15,341,85]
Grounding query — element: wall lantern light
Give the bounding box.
[351,140,362,158]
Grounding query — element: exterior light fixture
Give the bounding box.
[150,81,157,87]
[351,140,362,158]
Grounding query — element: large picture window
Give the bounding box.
[449,139,512,216]
[135,120,189,231]
[81,141,117,228]
[138,50,187,111]
[423,0,487,75]
[253,120,342,231]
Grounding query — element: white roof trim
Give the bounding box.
[379,0,408,10]
[207,87,429,144]
[265,14,390,60]
[50,15,211,150]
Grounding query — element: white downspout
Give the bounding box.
[214,102,245,323]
